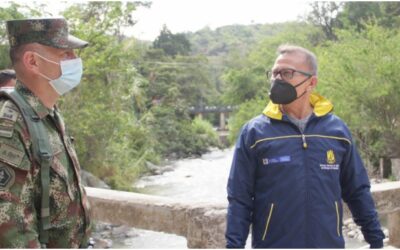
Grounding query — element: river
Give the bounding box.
[97,147,381,248]
[135,147,233,203]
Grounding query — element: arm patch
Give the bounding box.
[0,101,19,138]
[0,143,25,168]
[0,164,15,191]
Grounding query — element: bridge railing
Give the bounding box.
[188,105,236,114]
[86,181,400,248]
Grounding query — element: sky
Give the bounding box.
[2,0,313,41]
[129,0,313,40]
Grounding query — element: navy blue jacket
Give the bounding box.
[226,94,385,248]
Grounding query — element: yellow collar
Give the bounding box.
[262,93,333,120]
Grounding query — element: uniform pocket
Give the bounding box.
[48,156,75,229]
[335,201,341,237]
[50,154,75,201]
[262,203,275,240]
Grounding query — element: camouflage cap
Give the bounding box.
[6,17,88,49]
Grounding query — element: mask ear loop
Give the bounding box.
[294,75,313,100]
[34,53,60,82]
[34,53,60,65]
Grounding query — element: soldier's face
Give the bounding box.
[34,45,77,79]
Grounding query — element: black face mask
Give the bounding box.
[268,77,310,105]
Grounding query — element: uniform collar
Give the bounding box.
[15,80,53,119]
[262,92,334,120]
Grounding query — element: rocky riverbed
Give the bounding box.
[90,222,187,248]
[342,218,389,248]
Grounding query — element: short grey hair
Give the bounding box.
[277,44,318,76]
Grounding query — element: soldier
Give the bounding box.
[0,17,92,248]
[0,69,16,89]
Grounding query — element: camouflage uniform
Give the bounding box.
[0,82,92,247]
[0,17,91,248]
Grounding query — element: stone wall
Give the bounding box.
[86,188,226,248]
[86,181,400,248]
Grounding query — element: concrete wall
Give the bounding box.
[86,188,226,248]
[86,181,400,248]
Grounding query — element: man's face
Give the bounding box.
[34,44,77,80]
[270,52,313,96]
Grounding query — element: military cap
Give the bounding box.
[6,17,88,49]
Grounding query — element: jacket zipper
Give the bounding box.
[301,117,310,244]
[283,114,311,243]
[335,201,341,237]
[302,134,308,149]
[262,203,274,240]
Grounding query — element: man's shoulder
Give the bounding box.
[321,113,350,129]
[247,114,271,127]
[0,98,31,171]
[238,114,272,143]
[0,98,24,139]
[319,113,354,140]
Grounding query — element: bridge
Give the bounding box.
[86,181,400,248]
[188,105,235,131]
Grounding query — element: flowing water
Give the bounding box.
[100,147,381,248]
[135,147,233,203]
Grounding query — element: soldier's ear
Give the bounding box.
[22,51,40,73]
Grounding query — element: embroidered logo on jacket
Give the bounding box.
[320,149,339,170]
[326,150,336,164]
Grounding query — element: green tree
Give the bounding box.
[317,25,400,169]
[60,2,157,190]
[228,97,266,144]
[0,3,38,68]
[338,2,400,31]
[138,46,220,157]
[306,2,343,41]
[153,25,191,57]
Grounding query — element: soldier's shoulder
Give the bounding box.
[0,98,23,139]
[0,98,31,171]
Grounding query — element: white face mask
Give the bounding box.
[35,53,83,96]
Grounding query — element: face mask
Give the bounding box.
[268,77,310,105]
[36,53,83,96]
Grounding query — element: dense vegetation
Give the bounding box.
[0,2,220,190]
[219,2,400,175]
[1,2,399,189]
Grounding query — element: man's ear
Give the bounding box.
[22,51,40,73]
[308,76,318,91]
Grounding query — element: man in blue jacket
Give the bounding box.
[226,45,385,248]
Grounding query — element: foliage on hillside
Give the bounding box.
[0,2,220,190]
[1,1,399,187]
[221,2,400,173]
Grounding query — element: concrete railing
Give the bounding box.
[86,181,400,248]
